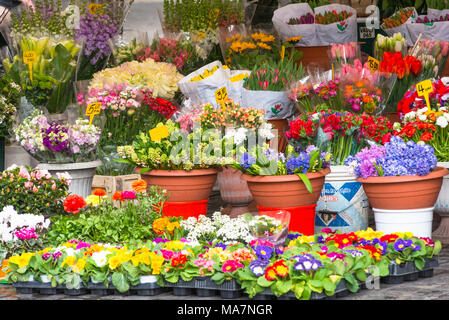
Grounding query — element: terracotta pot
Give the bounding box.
[136,168,218,202]
[242,168,331,208]
[217,167,253,218]
[267,119,289,153]
[357,167,449,210]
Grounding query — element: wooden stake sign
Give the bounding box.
[416,79,433,108]
[86,102,102,125]
[23,51,37,81]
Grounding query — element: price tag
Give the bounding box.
[416,79,433,108]
[215,87,228,106]
[86,102,102,125]
[367,56,380,73]
[23,51,37,81]
[88,3,104,14]
[149,125,170,141]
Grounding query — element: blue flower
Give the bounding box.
[240,153,256,170]
[255,245,274,260]
[249,259,270,276]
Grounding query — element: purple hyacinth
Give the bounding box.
[240,153,256,170]
[286,152,310,175]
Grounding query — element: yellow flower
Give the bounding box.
[62,256,76,267]
[150,254,164,275]
[109,255,122,270]
[226,34,242,43]
[257,42,272,50]
[355,228,384,240]
[164,240,185,251]
[38,248,52,256]
[73,259,86,273]
[251,32,275,42]
[9,252,34,269]
[285,36,303,43]
[85,195,108,207]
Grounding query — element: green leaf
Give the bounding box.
[356,269,367,282]
[322,278,336,293]
[256,276,273,288]
[308,279,323,288]
[296,173,313,194]
[111,272,129,293]
[275,279,292,295]
[414,257,426,271]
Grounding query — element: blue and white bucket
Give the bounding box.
[315,165,370,234]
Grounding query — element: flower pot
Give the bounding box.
[36,160,103,199]
[137,168,218,202]
[162,199,209,220]
[217,167,253,218]
[242,168,331,208]
[267,119,289,153]
[433,162,449,244]
[373,207,434,238]
[356,166,449,210]
[315,165,370,234]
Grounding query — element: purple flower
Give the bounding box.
[214,243,227,250]
[249,259,270,276]
[286,152,310,174]
[41,122,70,154]
[293,254,323,272]
[239,153,256,170]
[42,253,51,261]
[76,241,91,250]
[394,239,413,252]
[254,245,274,260]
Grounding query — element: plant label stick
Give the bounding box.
[416,79,433,108]
[367,56,379,73]
[86,102,102,125]
[23,51,37,82]
[215,87,228,106]
[149,125,170,141]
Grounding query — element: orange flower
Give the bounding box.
[132,179,147,193]
[153,217,170,234]
[93,188,106,197]
[112,191,124,202]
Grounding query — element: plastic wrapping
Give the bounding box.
[381,7,417,46]
[408,35,449,78]
[314,4,357,46]
[328,42,361,71]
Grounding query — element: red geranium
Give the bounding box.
[63,195,87,215]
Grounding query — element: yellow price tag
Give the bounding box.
[86,102,102,125]
[215,87,228,106]
[88,3,104,14]
[416,79,433,108]
[332,63,335,81]
[23,51,37,81]
[149,125,170,141]
[367,56,380,73]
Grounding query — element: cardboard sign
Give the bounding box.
[215,87,228,106]
[416,79,433,108]
[149,125,170,141]
[88,3,104,15]
[23,51,37,81]
[86,102,102,125]
[367,56,380,73]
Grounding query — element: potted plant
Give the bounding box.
[117,119,229,219]
[346,136,449,237]
[286,109,394,234]
[231,143,331,235]
[394,85,449,242]
[14,110,102,198]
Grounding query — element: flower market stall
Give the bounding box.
[1,0,449,301]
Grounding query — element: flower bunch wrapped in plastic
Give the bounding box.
[345,136,438,179]
[394,106,449,162]
[314,9,352,24]
[409,39,449,79]
[287,12,315,25]
[341,78,384,114]
[329,42,359,70]
[374,33,407,61]
[14,111,101,164]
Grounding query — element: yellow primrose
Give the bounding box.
[73,259,86,273]
[62,256,76,267]
[355,228,384,240]
[109,255,122,270]
[164,240,185,251]
[63,242,76,249]
[393,231,414,239]
[9,252,34,269]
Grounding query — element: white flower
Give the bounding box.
[418,114,427,121]
[92,251,110,267]
[436,116,448,128]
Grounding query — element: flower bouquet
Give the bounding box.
[408,38,449,78]
[243,210,291,248]
[0,77,20,139]
[242,57,304,120]
[381,7,417,46]
[328,42,360,71]
[313,4,357,46]
[14,110,101,164]
[374,33,407,61]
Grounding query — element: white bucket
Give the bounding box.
[315,165,370,234]
[435,162,449,216]
[373,207,434,238]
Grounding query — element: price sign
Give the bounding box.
[367,56,380,73]
[149,125,170,141]
[88,3,104,14]
[416,79,433,108]
[86,102,102,125]
[23,51,37,81]
[215,87,228,106]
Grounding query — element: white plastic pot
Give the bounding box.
[140,275,157,284]
[373,207,434,238]
[433,162,449,243]
[315,165,370,234]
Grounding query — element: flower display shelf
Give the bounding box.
[194,277,242,299]
[382,257,439,284]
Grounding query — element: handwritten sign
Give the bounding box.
[149,125,170,141]
[88,3,104,15]
[215,87,228,106]
[23,51,37,81]
[86,102,102,125]
[367,56,380,73]
[416,79,433,108]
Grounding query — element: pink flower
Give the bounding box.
[222,260,244,273]
[18,167,31,180]
[24,181,33,189]
[122,191,136,200]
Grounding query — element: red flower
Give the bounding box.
[143,94,178,119]
[421,131,433,141]
[63,195,87,215]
